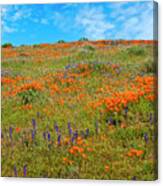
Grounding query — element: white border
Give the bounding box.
[0,0,162,186]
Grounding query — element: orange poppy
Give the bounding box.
[15,127,21,133]
[105,165,110,172]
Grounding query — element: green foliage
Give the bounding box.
[127,46,146,56]
[83,45,95,51]
[77,45,96,60]
[1,43,157,180]
[2,43,13,48]
[18,89,40,105]
[79,37,89,41]
[20,44,26,47]
[141,58,156,73]
[132,97,153,116]
[58,40,66,43]
[33,44,40,48]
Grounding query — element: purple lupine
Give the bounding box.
[95,121,98,135]
[144,133,148,144]
[124,106,128,117]
[14,165,18,177]
[131,176,137,180]
[9,127,13,140]
[149,113,153,124]
[71,136,75,144]
[43,132,46,140]
[68,122,71,129]
[57,134,61,145]
[31,130,36,140]
[85,128,89,138]
[109,117,113,125]
[54,123,59,134]
[73,130,78,139]
[23,165,27,177]
[69,127,72,136]
[1,129,4,139]
[65,64,71,70]
[47,132,51,141]
[68,122,72,136]
[32,118,36,129]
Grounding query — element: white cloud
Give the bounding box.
[51,10,75,33]
[75,6,114,40]
[1,5,32,34]
[107,1,154,40]
[1,2,155,40]
[136,4,154,39]
[2,24,17,33]
[50,5,115,39]
[1,7,16,33]
[12,11,24,21]
[109,2,130,18]
[53,12,64,26]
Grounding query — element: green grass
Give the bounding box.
[1,44,157,180]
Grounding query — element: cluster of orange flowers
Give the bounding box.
[15,127,21,133]
[69,138,93,157]
[63,157,74,165]
[2,40,157,61]
[62,137,94,165]
[69,146,85,155]
[1,76,26,85]
[20,104,33,110]
[2,49,18,58]
[50,84,60,95]
[47,65,91,96]
[91,76,156,112]
[3,81,43,97]
[60,77,76,85]
[145,94,156,101]
[105,165,110,172]
[2,71,86,98]
[2,45,73,60]
[127,148,144,157]
[134,76,156,102]
[1,77,16,85]
[17,81,43,92]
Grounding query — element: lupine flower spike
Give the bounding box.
[144,133,148,144]
[48,132,51,141]
[14,165,18,177]
[23,165,27,177]
[85,128,89,138]
[32,118,36,129]
[95,121,98,135]
[9,127,13,140]
[57,134,61,146]
[54,123,59,134]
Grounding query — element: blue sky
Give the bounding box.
[1,1,155,45]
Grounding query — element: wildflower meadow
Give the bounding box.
[1,39,158,180]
